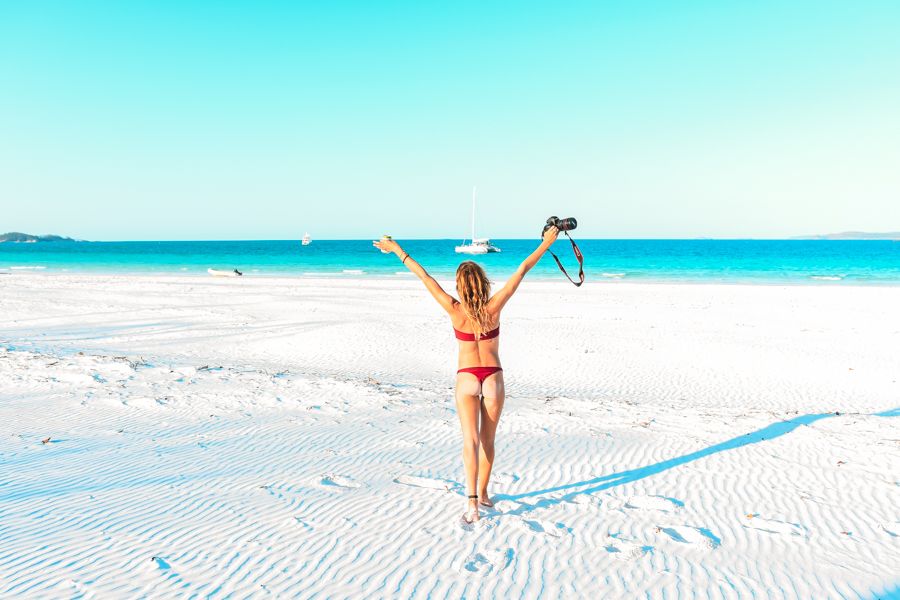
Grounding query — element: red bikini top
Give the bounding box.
[453,326,500,341]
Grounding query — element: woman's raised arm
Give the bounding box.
[489,226,558,311]
[373,238,457,314]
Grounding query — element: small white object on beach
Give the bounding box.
[207,268,242,277]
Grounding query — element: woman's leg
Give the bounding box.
[455,373,482,519]
[477,372,505,503]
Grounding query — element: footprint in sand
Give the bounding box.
[492,499,524,513]
[603,534,653,561]
[624,495,684,513]
[460,548,514,575]
[881,521,900,537]
[658,525,721,549]
[491,472,520,485]
[572,495,604,510]
[743,516,806,537]
[463,553,493,574]
[317,474,362,490]
[516,518,572,537]
[65,579,96,596]
[393,474,457,492]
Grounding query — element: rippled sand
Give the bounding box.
[1,274,898,598]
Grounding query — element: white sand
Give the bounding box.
[1,274,898,598]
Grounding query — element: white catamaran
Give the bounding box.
[455,187,500,254]
[301,232,312,246]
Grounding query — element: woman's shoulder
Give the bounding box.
[449,310,500,331]
[448,304,467,327]
[486,294,505,311]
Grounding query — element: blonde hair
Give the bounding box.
[455,261,493,337]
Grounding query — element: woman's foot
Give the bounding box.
[478,490,494,508]
[461,495,480,524]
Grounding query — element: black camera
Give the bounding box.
[543,216,577,233]
[542,216,583,286]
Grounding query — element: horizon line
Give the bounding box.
[3,236,898,243]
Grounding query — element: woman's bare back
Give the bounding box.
[451,302,502,369]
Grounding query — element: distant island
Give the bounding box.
[791,231,900,240]
[0,232,77,243]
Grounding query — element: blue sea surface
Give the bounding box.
[1,239,898,284]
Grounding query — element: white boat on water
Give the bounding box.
[456,238,500,254]
[455,187,500,254]
[301,232,312,246]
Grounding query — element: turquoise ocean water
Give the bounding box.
[1,240,899,284]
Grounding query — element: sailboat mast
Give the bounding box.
[471,186,476,241]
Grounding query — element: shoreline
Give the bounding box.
[2,269,899,287]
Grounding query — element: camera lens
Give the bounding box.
[558,218,577,231]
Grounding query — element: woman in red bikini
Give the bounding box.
[374,226,559,523]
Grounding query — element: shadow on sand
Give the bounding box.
[499,408,897,517]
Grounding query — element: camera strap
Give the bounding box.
[548,231,584,287]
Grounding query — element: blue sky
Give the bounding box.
[2,1,899,240]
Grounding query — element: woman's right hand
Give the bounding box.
[542,225,559,245]
[373,237,401,254]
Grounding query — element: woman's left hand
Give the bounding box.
[542,225,559,245]
[373,237,401,254]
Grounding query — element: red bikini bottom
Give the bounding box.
[457,366,503,384]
